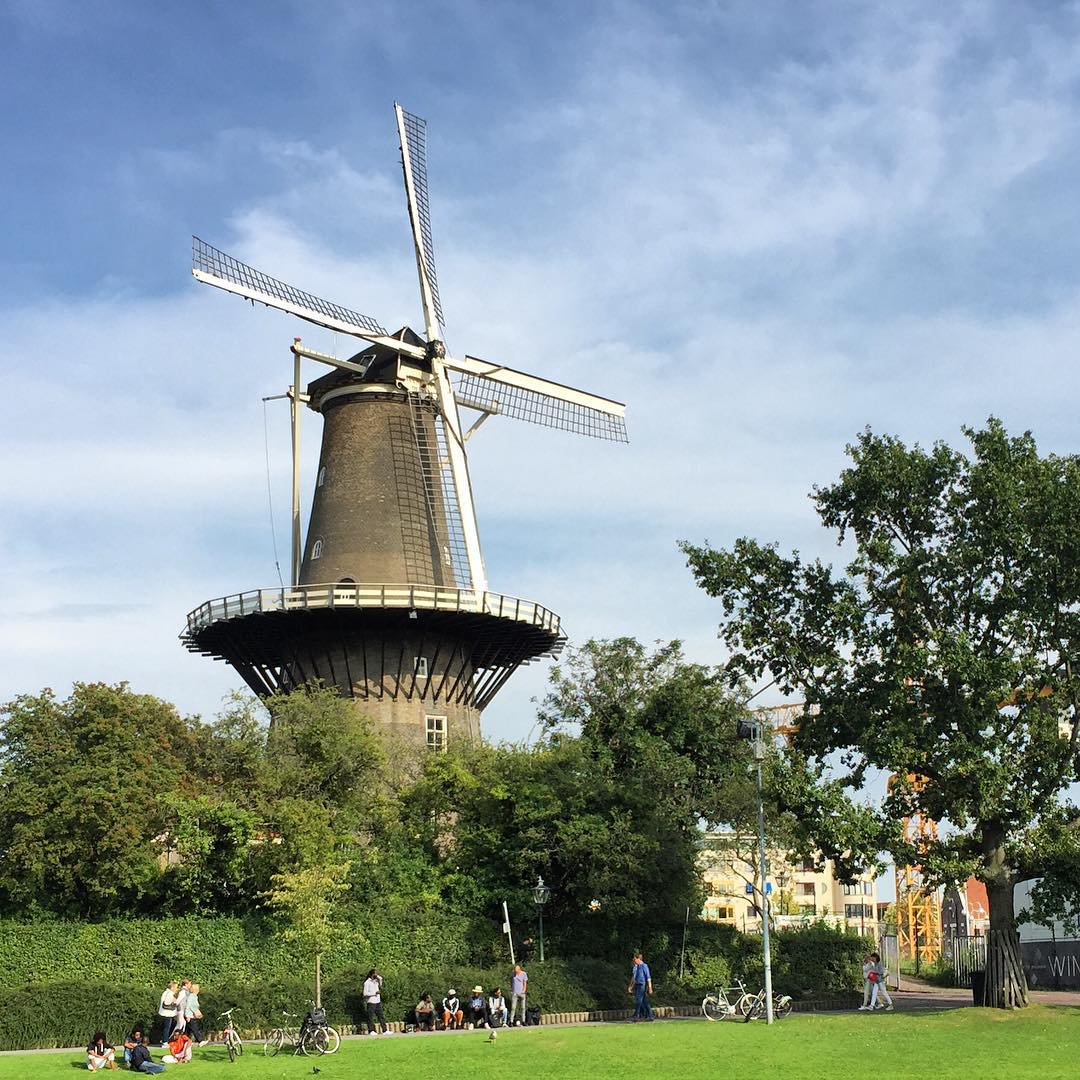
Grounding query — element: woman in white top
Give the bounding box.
[158,981,180,1046]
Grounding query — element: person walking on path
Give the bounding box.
[868,952,894,1011]
[509,964,528,1026]
[858,954,874,1011]
[628,952,653,1021]
[174,980,191,1034]
[158,981,180,1045]
[183,982,204,1045]
[363,968,389,1035]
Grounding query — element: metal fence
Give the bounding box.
[950,935,987,988]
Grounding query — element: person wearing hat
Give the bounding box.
[441,988,463,1030]
[466,986,487,1029]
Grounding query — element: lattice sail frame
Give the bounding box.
[398,107,444,332]
[193,238,388,336]
[407,391,474,590]
[455,370,628,442]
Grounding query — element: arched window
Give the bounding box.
[312,539,323,560]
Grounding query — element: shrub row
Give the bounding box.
[0,915,476,987]
[0,959,628,1049]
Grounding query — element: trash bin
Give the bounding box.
[970,970,986,1006]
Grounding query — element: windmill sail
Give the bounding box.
[406,391,474,591]
[452,359,628,442]
[191,238,424,356]
[396,106,445,335]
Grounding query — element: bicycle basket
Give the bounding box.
[306,1007,328,1027]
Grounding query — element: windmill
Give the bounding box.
[182,104,627,749]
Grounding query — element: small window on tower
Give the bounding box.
[415,657,429,679]
[426,714,447,752]
[312,539,323,560]
[317,466,326,488]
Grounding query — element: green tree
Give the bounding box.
[264,861,352,1006]
[0,683,198,917]
[682,419,1080,1008]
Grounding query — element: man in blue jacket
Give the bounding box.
[627,952,654,1021]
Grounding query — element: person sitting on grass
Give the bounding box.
[87,1032,117,1071]
[487,988,508,1028]
[466,986,487,1028]
[129,1035,166,1074]
[123,1026,145,1065]
[162,1030,192,1064]
[441,988,463,1030]
[414,993,436,1032]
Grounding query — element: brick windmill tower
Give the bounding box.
[182,105,627,749]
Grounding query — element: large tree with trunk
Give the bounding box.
[682,419,1080,1008]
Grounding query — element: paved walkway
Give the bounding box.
[888,975,1080,1011]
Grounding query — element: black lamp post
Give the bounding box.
[532,875,551,962]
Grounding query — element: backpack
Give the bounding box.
[524,1005,541,1027]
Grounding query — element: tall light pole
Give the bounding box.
[737,716,774,1025]
[532,876,551,962]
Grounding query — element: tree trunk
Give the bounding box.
[983,870,1028,1009]
[315,953,322,1008]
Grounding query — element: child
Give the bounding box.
[868,952,894,1011]
[858,953,874,1010]
[86,1032,117,1072]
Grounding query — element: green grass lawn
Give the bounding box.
[5,1008,1078,1080]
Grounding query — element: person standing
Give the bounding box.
[858,953,874,1011]
[158,981,180,1046]
[362,968,388,1035]
[183,982,204,1045]
[627,952,653,1021]
[509,964,528,1026]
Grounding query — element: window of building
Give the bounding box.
[844,904,873,919]
[426,715,447,752]
[312,539,323,560]
[415,656,429,679]
[863,881,873,895]
[800,882,815,897]
[799,859,818,873]
[843,883,859,896]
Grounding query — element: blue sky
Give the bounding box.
[6,0,1080,831]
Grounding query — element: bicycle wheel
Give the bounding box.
[737,993,756,1017]
[743,995,764,1022]
[263,1029,285,1057]
[228,1029,244,1060]
[300,1028,328,1056]
[702,995,726,1021]
[321,1027,340,1054]
[774,997,793,1020]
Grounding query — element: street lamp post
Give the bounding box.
[737,715,774,1025]
[532,876,551,962]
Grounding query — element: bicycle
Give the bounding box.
[219,1008,242,1062]
[262,1007,340,1057]
[740,988,793,1021]
[701,980,752,1020]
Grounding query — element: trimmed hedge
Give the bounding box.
[0,918,869,1048]
[0,915,475,987]
[0,959,629,1049]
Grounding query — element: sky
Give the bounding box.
[5,0,1080,858]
